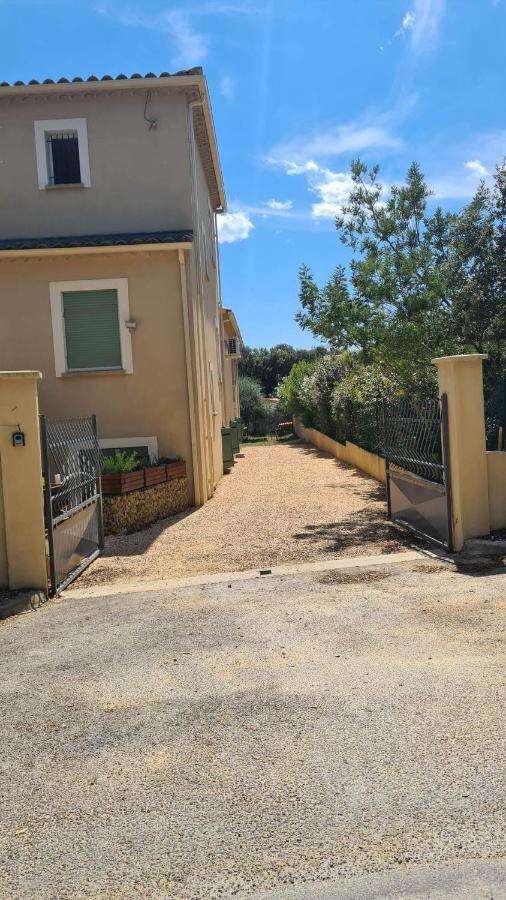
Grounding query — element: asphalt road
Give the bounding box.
[0,557,504,898]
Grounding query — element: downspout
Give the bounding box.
[187,98,214,497]
[214,210,227,425]
[178,248,201,507]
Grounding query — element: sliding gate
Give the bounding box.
[383,395,453,551]
[41,415,104,596]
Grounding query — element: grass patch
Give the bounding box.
[242,433,296,446]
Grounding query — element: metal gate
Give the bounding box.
[383,395,453,551]
[40,415,104,596]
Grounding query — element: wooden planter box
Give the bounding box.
[101,470,145,495]
[144,464,167,487]
[102,461,186,495]
[166,461,186,480]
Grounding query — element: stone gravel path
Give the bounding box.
[81,442,413,588]
[0,559,504,898]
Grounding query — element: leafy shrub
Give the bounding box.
[279,353,411,452]
[102,450,140,474]
[299,354,350,437]
[239,376,269,435]
[332,365,402,451]
[276,360,316,423]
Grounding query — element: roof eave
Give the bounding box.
[222,308,243,345]
[0,241,192,260]
[0,73,203,99]
[199,80,227,213]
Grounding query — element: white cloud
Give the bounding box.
[309,169,356,220]
[382,1,444,53]
[268,158,356,220]
[162,10,209,66]
[266,198,293,210]
[217,210,254,243]
[266,153,387,221]
[95,5,209,67]
[465,159,489,178]
[219,75,234,99]
[96,2,262,68]
[279,159,320,176]
[402,10,416,31]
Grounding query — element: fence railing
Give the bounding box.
[334,397,384,455]
[484,375,506,450]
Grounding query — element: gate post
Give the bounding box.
[0,372,48,591]
[432,354,490,551]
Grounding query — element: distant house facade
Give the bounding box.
[0,68,240,505]
[222,308,242,425]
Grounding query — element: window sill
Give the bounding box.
[44,183,86,191]
[61,368,130,378]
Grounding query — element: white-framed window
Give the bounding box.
[34,118,91,189]
[99,436,158,463]
[49,278,133,377]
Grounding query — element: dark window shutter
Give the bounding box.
[63,289,122,370]
[48,133,81,185]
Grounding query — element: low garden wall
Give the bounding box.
[103,476,189,535]
[293,417,386,484]
[486,451,506,531]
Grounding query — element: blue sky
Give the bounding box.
[1,1,505,347]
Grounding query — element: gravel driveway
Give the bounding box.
[0,558,504,898]
[81,442,412,588]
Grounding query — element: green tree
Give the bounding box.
[446,176,506,373]
[296,160,458,387]
[239,343,326,395]
[239,376,267,434]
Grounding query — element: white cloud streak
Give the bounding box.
[402,10,416,31]
[96,2,263,68]
[410,0,445,52]
[217,210,254,243]
[266,198,293,210]
[162,10,209,66]
[269,121,401,166]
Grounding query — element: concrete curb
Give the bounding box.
[257,858,506,899]
[66,549,436,600]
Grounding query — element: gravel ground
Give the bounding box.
[0,558,504,898]
[80,442,413,588]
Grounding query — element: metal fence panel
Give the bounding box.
[383,395,453,551]
[382,397,444,484]
[41,415,104,595]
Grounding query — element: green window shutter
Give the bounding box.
[62,289,122,370]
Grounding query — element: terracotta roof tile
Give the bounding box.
[0,230,193,253]
[0,69,203,89]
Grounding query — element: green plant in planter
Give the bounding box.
[102,450,140,475]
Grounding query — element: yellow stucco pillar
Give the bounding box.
[0,372,47,591]
[432,354,490,551]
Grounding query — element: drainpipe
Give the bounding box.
[178,249,201,507]
[187,98,214,498]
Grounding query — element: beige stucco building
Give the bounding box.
[222,307,242,426]
[0,68,241,505]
